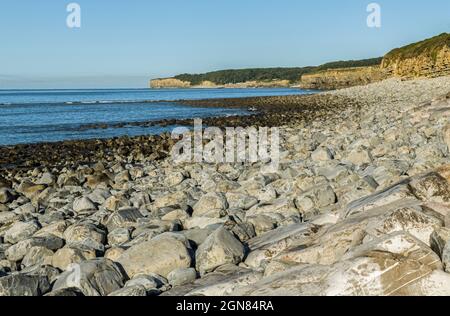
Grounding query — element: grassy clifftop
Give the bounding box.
[383,33,450,65]
[381,33,450,78]
[170,58,382,85]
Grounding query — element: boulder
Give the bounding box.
[192,192,228,218]
[107,228,131,246]
[72,197,97,214]
[52,259,126,296]
[5,236,64,262]
[108,285,147,296]
[0,188,16,204]
[0,274,51,296]
[21,246,54,268]
[117,233,192,278]
[51,246,97,271]
[167,267,197,287]
[233,233,449,296]
[105,208,144,231]
[195,227,245,275]
[4,220,41,244]
[311,147,334,161]
[245,223,318,268]
[63,222,106,250]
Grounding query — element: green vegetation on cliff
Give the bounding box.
[384,33,450,64]
[315,58,382,71]
[173,58,382,85]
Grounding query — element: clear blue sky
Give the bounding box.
[1,0,449,88]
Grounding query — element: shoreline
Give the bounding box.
[0,92,357,171]
[0,76,449,296]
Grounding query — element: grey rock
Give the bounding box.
[196,227,245,275]
[105,208,144,231]
[108,285,147,296]
[72,196,97,214]
[4,220,41,244]
[53,259,126,296]
[0,274,51,296]
[118,233,192,278]
[167,267,197,287]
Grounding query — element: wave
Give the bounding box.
[0,99,157,106]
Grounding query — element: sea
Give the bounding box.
[0,88,315,146]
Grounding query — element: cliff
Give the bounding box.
[150,79,292,89]
[149,33,450,90]
[150,78,191,88]
[381,33,450,78]
[299,66,386,90]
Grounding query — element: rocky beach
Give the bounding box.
[0,75,449,296]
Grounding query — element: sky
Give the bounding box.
[0,0,449,89]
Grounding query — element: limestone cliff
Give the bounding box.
[150,78,191,88]
[299,66,386,90]
[381,33,450,78]
[149,33,450,90]
[150,78,292,89]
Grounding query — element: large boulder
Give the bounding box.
[63,222,106,250]
[244,223,318,268]
[117,233,192,278]
[105,208,144,231]
[192,192,228,218]
[52,259,126,296]
[72,197,97,214]
[0,274,51,296]
[51,246,97,271]
[233,233,448,296]
[4,221,41,244]
[195,227,245,275]
[5,236,64,262]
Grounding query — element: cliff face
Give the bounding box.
[150,33,450,90]
[149,78,292,89]
[150,78,191,88]
[299,66,386,90]
[381,45,450,78]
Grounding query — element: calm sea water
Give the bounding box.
[0,88,315,146]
